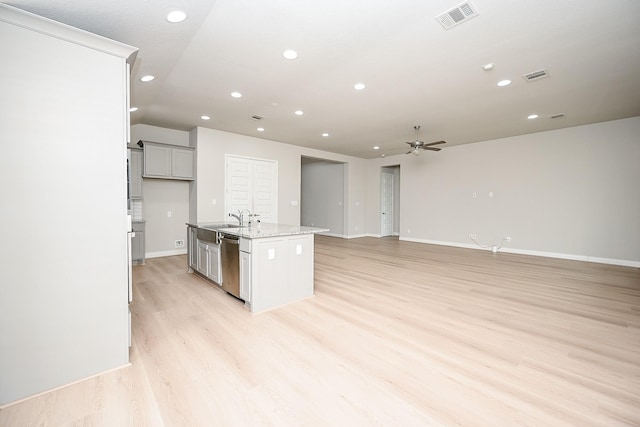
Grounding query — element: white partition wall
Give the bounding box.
[0,5,137,405]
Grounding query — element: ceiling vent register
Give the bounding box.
[523,69,549,82]
[250,115,264,121]
[436,1,479,30]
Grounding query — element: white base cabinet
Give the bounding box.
[239,250,251,302]
[197,240,221,285]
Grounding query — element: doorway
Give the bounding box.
[380,165,400,237]
[301,156,346,236]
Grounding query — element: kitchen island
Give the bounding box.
[186,222,328,313]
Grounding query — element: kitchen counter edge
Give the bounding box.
[186,222,329,239]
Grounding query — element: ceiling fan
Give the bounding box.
[404,125,446,155]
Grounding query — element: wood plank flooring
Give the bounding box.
[1,235,639,426]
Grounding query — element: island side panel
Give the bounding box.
[287,234,314,301]
[249,233,315,313]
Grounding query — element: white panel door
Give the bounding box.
[226,156,277,223]
[381,172,394,236]
[252,159,278,223]
[226,156,252,217]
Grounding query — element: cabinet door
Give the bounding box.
[239,251,251,302]
[171,147,195,179]
[207,244,221,284]
[131,224,145,262]
[129,149,143,199]
[197,241,209,276]
[143,143,171,177]
[188,227,198,270]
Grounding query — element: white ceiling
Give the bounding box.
[6,0,640,158]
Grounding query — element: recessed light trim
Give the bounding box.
[527,114,539,120]
[373,146,380,150]
[257,127,265,132]
[354,83,366,90]
[140,75,155,82]
[166,10,187,23]
[482,63,494,71]
[129,107,138,112]
[294,110,304,116]
[283,49,298,60]
[201,115,210,120]
[231,91,242,98]
[322,133,329,137]
[497,79,511,87]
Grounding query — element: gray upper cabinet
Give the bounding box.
[128,148,143,199]
[142,140,195,180]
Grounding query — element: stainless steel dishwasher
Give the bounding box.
[220,234,241,299]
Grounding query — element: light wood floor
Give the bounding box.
[1,236,639,426]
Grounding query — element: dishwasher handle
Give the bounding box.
[221,236,240,245]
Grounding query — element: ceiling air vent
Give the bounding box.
[523,69,549,82]
[549,113,566,119]
[250,114,264,121]
[436,1,479,30]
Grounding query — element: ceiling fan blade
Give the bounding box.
[423,147,442,151]
[423,140,446,147]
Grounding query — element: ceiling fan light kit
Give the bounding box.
[404,125,446,155]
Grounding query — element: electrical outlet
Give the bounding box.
[175,240,184,248]
[469,233,476,239]
[505,236,511,242]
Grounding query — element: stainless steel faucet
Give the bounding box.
[229,209,253,226]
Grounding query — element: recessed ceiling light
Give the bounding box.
[381,154,386,158]
[283,49,298,60]
[497,79,511,87]
[257,127,265,132]
[354,83,366,90]
[231,91,242,98]
[140,75,155,82]
[294,110,304,116]
[482,63,494,71]
[373,146,380,150]
[201,115,210,120]
[166,10,187,23]
[129,107,138,112]
[527,114,539,119]
[322,133,329,137]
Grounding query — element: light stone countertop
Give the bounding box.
[187,222,329,239]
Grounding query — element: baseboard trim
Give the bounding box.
[399,237,640,268]
[146,249,188,259]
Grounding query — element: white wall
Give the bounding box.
[301,159,345,236]
[139,118,639,266]
[367,117,640,266]
[0,7,134,405]
[131,124,191,257]
[191,127,368,236]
